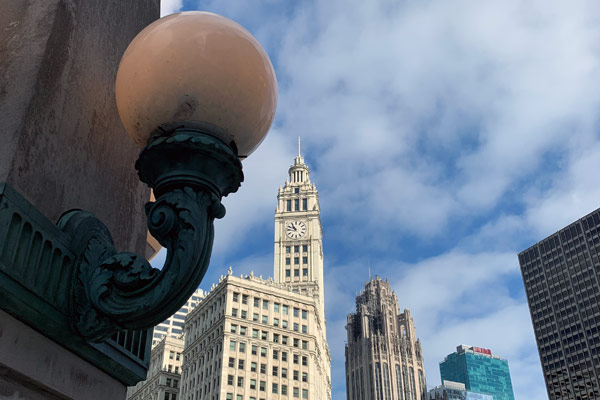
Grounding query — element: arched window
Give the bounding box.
[395,365,403,400]
[375,362,383,400]
[383,363,392,400]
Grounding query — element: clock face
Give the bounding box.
[286,221,306,239]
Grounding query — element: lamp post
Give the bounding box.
[0,10,276,386]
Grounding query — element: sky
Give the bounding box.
[153,1,600,399]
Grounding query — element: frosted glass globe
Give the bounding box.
[115,11,277,157]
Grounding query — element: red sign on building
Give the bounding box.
[473,346,492,355]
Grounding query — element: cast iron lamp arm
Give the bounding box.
[60,130,242,342]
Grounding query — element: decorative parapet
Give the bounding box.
[0,183,150,385]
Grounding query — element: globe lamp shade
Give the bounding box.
[115,11,277,157]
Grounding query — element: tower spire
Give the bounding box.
[298,136,301,157]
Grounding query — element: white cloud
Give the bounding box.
[160,0,183,17]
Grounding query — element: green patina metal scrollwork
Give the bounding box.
[59,128,243,342]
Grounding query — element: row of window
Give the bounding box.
[285,257,308,265]
[230,323,308,336]
[227,366,308,384]
[226,386,308,400]
[228,353,308,369]
[285,245,308,254]
[231,295,308,320]
[285,198,308,212]
[231,308,307,321]
[230,336,309,352]
[226,377,309,397]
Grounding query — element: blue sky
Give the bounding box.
[152,1,600,398]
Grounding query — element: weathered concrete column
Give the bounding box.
[0,0,158,255]
[0,1,159,398]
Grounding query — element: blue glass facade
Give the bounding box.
[439,346,515,400]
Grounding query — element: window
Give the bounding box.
[239,343,246,353]
[272,383,279,394]
[293,338,299,348]
[282,320,288,329]
[282,352,288,362]
[230,340,236,350]
[293,323,299,332]
[237,377,243,387]
[293,354,298,364]
[302,198,307,210]
[286,200,291,211]
[169,351,174,359]
[282,336,289,345]
[274,318,280,327]
[262,315,268,324]
[302,245,308,252]
[302,268,308,276]
[302,325,307,334]
[260,364,266,374]
[283,305,289,315]
[285,246,291,254]
[227,375,234,385]
[261,347,267,357]
[251,362,257,372]
[294,257,299,265]
[285,269,291,277]
[302,340,308,350]
[274,333,280,343]
[250,379,257,390]
[240,326,247,335]
[253,314,259,322]
[260,381,266,392]
[294,245,300,253]
[253,329,259,338]
[230,324,237,334]
[294,199,299,210]
[282,385,288,395]
[302,372,308,383]
[293,370,299,381]
[274,303,280,312]
[293,387,299,398]
[262,331,268,340]
[302,310,307,319]
[302,356,307,366]
[233,292,239,302]
[262,300,269,310]
[241,310,247,319]
[302,389,308,399]
[242,295,248,305]
[254,298,260,307]
[294,308,299,317]
[273,350,279,360]
[294,269,300,277]
[302,256,308,264]
[232,308,238,317]
[294,187,300,194]
[286,258,291,266]
[273,366,278,376]
[238,359,245,369]
[167,378,172,386]
[226,394,233,400]
[237,396,242,400]
[282,368,288,379]
[228,357,235,368]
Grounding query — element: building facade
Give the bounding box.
[427,380,493,400]
[179,146,331,400]
[519,208,600,399]
[345,277,427,400]
[153,289,206,347]
[127,336,185,400]
[439,345,514,400]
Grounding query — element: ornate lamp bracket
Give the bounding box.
[59,127,243,342]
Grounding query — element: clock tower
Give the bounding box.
[274,139,325,318]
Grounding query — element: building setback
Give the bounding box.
[519,208,600,399]
[152,289,206,347]
[345,277,427,400]
[439,345,514,400]
[127,336,185,400]
[427,380,493,400]
[179,146,332,400]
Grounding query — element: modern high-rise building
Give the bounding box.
[427,380,493,400]
[127,289,206,400]
[345,276,427,400]
[439,345,514,400]
[179,146,332,400]
[519,208,600,399]
[152,288,206,347]
[126,336,185,400]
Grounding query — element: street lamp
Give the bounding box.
[0,8,276,362]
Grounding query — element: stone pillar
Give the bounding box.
[0,1,159,398]
[0,0,159,254]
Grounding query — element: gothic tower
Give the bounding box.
[274,139,325,324]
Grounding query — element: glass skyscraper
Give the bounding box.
[439,345,515,400]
